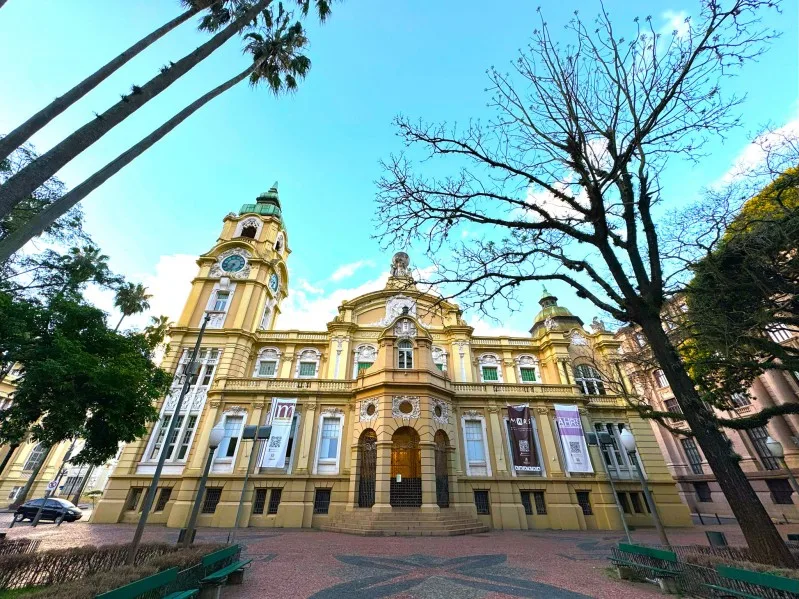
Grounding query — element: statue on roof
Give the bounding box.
[390,252,411,278]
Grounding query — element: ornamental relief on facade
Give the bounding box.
[392,396,420,419]
[394,318,417,338]
[210,247,252,279]
[430,398,449,425]
[359,398,379,421]
[364,295,418,327]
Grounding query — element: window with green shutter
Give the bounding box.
[435,363,444,371]
[298,362,316,377]
[520,367,537,382]
[357,362,372,373]
[258,360,277,376]
[482,366,498,381]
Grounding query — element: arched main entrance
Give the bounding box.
[357,429,377,508]
[390,427,421,507]
[434,430,450,508]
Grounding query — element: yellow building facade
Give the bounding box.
[92,187,692,534]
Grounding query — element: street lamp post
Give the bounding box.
[596,431,633,543]
[228,424,271,546]
[766,436,799,497]
[182,422,225,548]
[126,310,222,564]
[620,429,671,548]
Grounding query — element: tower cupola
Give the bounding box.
[239,182,282,219]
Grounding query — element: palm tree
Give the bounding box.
[0,1,227,163]
[0,5,317,261]
[113,283,152,331]
[0,0,274,220]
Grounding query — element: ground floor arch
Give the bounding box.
[390,426,421,507]
[434,429,450,508]
[357,429,377,508]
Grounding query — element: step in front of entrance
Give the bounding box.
[320,509,489,537]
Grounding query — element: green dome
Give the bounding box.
[239,182,282,219]
[530,286,582,332]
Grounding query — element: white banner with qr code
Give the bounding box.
[554,403,594,473]
[260,398,297,468]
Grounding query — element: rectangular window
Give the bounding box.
[653,369,668,388]
[464,420,486,465]
[474,490,490,515]
[177,415,198,461]
[664,398,682,414]
[125,487,143,511]
[767,479,794,505]
[268,488,282,514]
[519,367,537,382]
[533,491,547,515]
[202,488,223,514]
[357,362,373,373]
[766,324,793,343]
[634,332,647,348]
[258,360,277,377]
[576,491,593,516]
[520,491,533,515]
[617,492,631,514]
[222,415,243,458]
[260,306,272,330]
[730,393,751,408]
[681,438,704,475]
[149,416,171,460]
[313,489,331,514]
[252,489,268,515]
[747,426,780,470]
[213,291,230,312]
[319,418,340,461]
[163,415,185,461]
[629,492,644,514]
[481,366,499,381]
[694,481,712,503]
[154,488,172,512]
[298,362,316,377]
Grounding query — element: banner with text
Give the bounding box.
[507,405,541,473]
[554,404,593,473]
[260,398,297,468]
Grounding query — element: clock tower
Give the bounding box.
[175,183,289,336]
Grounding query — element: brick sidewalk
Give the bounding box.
[5,519,799,598]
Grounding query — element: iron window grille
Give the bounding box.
[474,490,491,515]
[617,492,631,514]
[694,481,712,503]
[268,488,283,514]
[767,479,794,505]
[747,426,780,471]
[533,491,547,515]
[576,491,593,516]
[125,488,143,511]
[252,489,268,515]
[202,488,223,514]
[313,489,331,514]
[154,488,172,512]
[520,491,533,515]
[681,438,704,475]
[730,393,751,408]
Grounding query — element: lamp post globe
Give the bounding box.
[182,420,227,547]
[620,428,637,454]
[766,436,784,459]
[209,422,226,450]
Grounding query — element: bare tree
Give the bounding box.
[376,1,797,566]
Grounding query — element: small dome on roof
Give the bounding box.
[530,286,582,334]
[239,182,282,219]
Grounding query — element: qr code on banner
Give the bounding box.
[519,440,529,452]
[569,441,581,453]
[269,435,283,449]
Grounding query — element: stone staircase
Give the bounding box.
[320,508,489,536]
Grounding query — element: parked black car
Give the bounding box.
[14,498,83,522]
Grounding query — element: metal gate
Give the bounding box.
[390,428,421,507]
[358,431,377,508]
[434,433,449,508]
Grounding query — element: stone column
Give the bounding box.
[295,403,316,474]
[752,378,796,460]
[537,407,563,476]
[345,439,359,511]
[372,440,393,512]
[420,441,439,512]
[488,405,508,474]
[762,370,799,439]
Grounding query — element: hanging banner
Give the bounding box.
[554,404,594,473]
[260,398,296,468]
[507,405,541,473]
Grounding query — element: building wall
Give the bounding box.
[92,196,691,532]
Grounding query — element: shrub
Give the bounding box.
[145,544,224,572]
[34,565,159,599]
[683,552,799,580]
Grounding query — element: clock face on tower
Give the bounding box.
[269,273,279,293]
[220,254,246,273]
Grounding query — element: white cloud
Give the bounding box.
[659,10,690,38]
[470,316,528,338]
[277,271,389,330]
[330,259,374,282]
[716,116,799,185]
[297,279,324,294]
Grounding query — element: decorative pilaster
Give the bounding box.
[295,403,316,473]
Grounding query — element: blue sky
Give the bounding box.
[1,0,797,334]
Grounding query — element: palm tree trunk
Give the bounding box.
[0,5,204,162]
[114,313,126,332]
[0,0,270,221]
[0,64,254,262]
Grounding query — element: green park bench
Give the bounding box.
[705,564,799,599]
[96,566,199,599]
[200,545,252,598]
[610,543,682,592]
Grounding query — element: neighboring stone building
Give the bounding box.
[617,304,799,522]
[89,186,691,533]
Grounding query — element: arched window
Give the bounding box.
[254,347,281,378]
[240,224,257,239]
[432,346,447,372]
[23,443,46,472]
[574,364,606,395]
[353,344,377,378]
[294,348,322,378]
[478,353,503,382]
[274,232,285,253]
[398,340,413,369]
